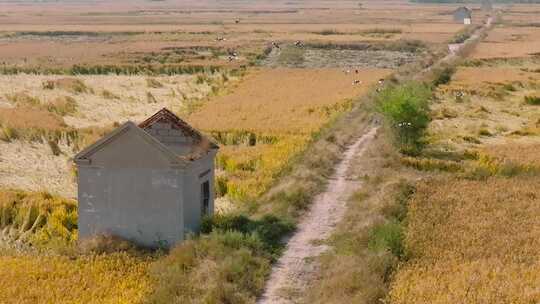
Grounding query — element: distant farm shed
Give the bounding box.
[74,108,218,248]
[453,6,472,24]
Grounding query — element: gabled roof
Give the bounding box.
[139,108,219,150]
[454,6,472,13]
[74,108,218,166]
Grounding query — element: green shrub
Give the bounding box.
[271,186,311,217]
[525,95,540,105]
[376,82,432,155]
[368,219,405,258]
[201,213,294,254]
[432,66,455,87]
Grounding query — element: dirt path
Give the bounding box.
[415,15,495,82]
[257,126,379,304]
[447,16,493,58]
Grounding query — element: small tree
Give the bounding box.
[377,82,432,155]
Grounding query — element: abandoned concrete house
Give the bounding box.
[74,108,219,247]
[453,6,472,24]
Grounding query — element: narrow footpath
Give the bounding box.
[257,126,379,304]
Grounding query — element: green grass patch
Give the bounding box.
[376,82,432,155]
[525,95,540,105]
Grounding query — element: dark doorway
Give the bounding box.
[201,181,210,216]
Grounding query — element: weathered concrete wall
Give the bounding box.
[77,128,185,248]
[183,151,216,235]
[78,167,184,247]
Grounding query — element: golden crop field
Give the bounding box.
[189,68,391,134]
[388,4,540,302]
[389,177,540,303]
[0,253,152,304]
[189,68,391,201]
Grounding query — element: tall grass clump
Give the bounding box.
[147,231,271,304]
[0,189,77,248]
[524,95,540,105]
[377,82,432,155]
[432,66,455,87]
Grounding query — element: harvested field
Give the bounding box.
[0,73,227,128]
[0,0,470,70]
[189,68,391,134]
[0,140,75,198]
[451,66,540,85]
[263,47,418,69]
[428,66,540,150]
[0,107,66,131]
[0,72,233,196]
[471,25,540,59]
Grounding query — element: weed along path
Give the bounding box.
[257,126,379,304]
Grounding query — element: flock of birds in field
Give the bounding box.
[215,32,387,89]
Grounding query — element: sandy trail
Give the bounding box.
[257,126,379,304]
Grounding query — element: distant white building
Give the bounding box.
[453,7,472,24]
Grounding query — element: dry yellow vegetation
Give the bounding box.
[389,11,540,302]
[0,253,151,304]
[389,177,540,303]
[189,68,391,134]
[188,68,391,202]
[0,73,229,129]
